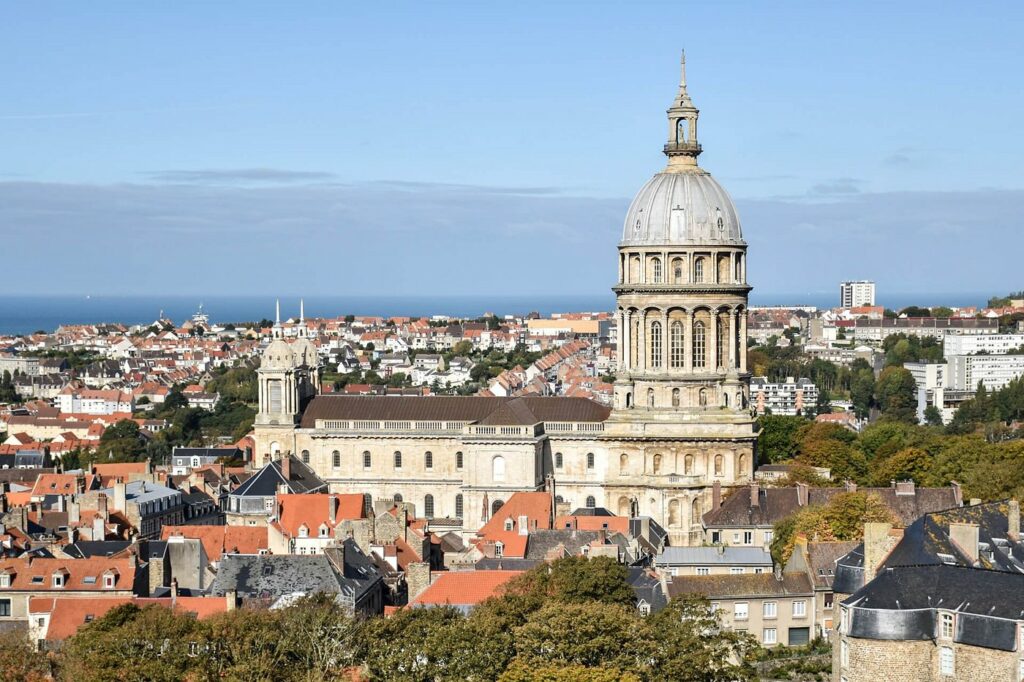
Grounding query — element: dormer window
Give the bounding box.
[318,524,329,538]
[494,541,504,558]
[298,525,309,538]
[504,518,514,532]
[103,571,117,589]
[0,572,11,588]
[52,572,66,589]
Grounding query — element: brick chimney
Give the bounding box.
[280,456,291,484]
[225,589,237,612]
[749,482,759,508]
[894,480,916,496]
[69,501,81,525]
[1009,500,1020,540]
[328,495,337,526]
[712,480,722,510]
[97,493,108,516]
[949,522,979,565]
[796,482,809,507]
[863,522,894,584]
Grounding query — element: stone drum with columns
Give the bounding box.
[251,54,756,546]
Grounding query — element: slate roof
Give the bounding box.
[702,484,960,529]
[628,567,669,613]
[806,541,859,589]
[656,546,773,567]
[842,565,1024,650]
[523,529,601,560]
[667,572,814,599]
[208,539,379,604]
[62,541,132,559]
[231,455,327,498]
[299,395,610,428]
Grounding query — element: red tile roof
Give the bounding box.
[274,493,366,537]
[160,525,268,561]
[0,557,135,591]
[409,570,522,607]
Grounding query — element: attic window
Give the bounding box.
[104,574,116,589]
[31,576,44,585]
[504,519,514,532]
[52,573,65,588]
[262,564,274,577]
[84,614,94,623]
[82,576,97,585]
[0,575,9,588]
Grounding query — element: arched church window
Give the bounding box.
[672,388,680,407]
[738,453,749,477]
[649,320,662,368]
[424,494,434,518]
[393,451,402,469]
[647,388,655,407]
[694,258,705,283]
[301,450,310,464]
[492,456,506,481]
[652,257,663,283]
[668,499,681,527]
[714,454,724,476]
[670,320,684,368]
[586,495,596,508]
[424,451,433,469]
[492,499,505,515]
[393,493,403,503]
[363,451,371,468]
[693,321,707,369]
[456,451,464,469]
[332,450,340,468]
[555,452,563,469]
[455,494,463,519]
[618,496,631,517]
[692,497,702,525]
[586,452,595,469]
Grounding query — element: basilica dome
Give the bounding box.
[620,169,743,247]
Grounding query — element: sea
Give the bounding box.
[0,292,993,336]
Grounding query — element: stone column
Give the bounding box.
[637,310,646,372]
[710,311,718,371]
[729,252,736,284]
[728,309,737,370]
[739,310,748,372]
[623,310,632,372]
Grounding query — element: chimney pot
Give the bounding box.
[749,482,759,508]
[712,480,722,510]
[949,522,980,565]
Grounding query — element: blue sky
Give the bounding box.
[2,2,1022,301]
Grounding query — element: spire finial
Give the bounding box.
[275,298,280,324]
[300,298,305,323]
[680,49,686,88]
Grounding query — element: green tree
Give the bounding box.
[756,415,807,464]
[875,366,918,424]
[98,419,145,461]
[770,491,899,565]
[646,596,758,681]
[0,628,53,681]
[923,405,944,427]
[850,368,875,419]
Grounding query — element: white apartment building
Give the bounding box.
[904,362,953,424]
[750,377,819,416]
[942,333,1024,358]
[948,354,1024,391]
[53,388,134,415]
[839,281,876,308]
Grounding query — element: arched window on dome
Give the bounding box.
[649,321,662,369]
[670,320,684,368]
[672,258,685,284]
[693,321,707,369]
[716,207,724,230]
[676,118,688,143]
[651,257,663,283]
[694,258,705,283]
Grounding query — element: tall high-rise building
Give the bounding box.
[840,280,876,308]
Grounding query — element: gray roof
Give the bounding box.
[208,539,380,605]
[655,546,772,567]
[620,170,744,247]
[230,455,326,498]
[99,479,181,505]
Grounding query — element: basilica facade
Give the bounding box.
[251,54,757,545]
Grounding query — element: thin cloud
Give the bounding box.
[808,177,862,196]
[144,168,337,184]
